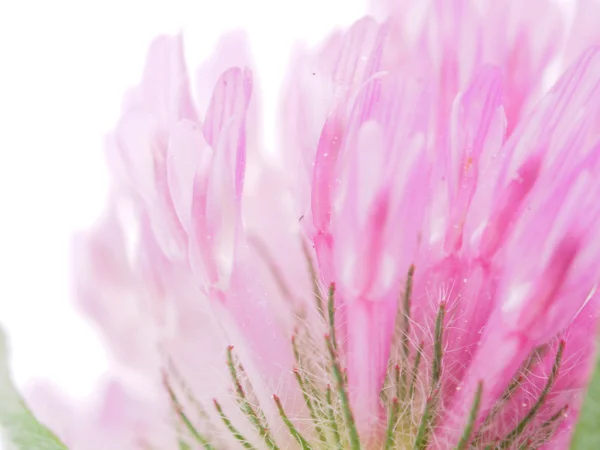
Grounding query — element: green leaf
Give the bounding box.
[572,354,600,449]
[0,328,68,449]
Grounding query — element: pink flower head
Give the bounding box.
[25,2,600,449]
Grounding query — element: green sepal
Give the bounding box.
[572,352,600,449]
[0,328,68,449]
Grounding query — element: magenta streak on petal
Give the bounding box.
[311,116,344,235]
[359,190,391,296]
[479,155,541,261]
[515,236,580,337]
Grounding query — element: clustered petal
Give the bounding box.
[24,1,600,449]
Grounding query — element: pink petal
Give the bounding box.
[195,31,256,120]
[166,119,212,233]
[444,65,505,253]
[137,34,198,140]
[203,67,252,149]
[345,297,397,441]
[189,68,252,291]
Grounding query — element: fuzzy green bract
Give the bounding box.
[0,328,67,450]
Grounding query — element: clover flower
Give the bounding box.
[3,1,600,449]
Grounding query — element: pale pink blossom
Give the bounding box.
[24,2,600,449]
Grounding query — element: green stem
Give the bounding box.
[213,399,258,450]
[325,384,342,449]
[226,346,279,450]
[293,367,327,444]
[273,395,314,450]
[328,283,338,351]
[413,302,445,450]
[409,341,424,400]
[455,381,483,450]
[497,340,565,449]
[384,397,399,450]
[326,335,362,450]
[163,374,214,450]
[302,238,326,319]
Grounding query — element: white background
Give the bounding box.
[0,0,366,402]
